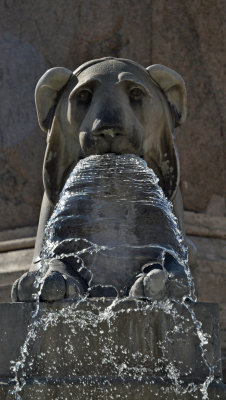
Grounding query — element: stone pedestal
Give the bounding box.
[0,299,225,399]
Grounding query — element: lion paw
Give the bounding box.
[129,254,191,301]
[129,265,167,300]
[11,261,86,302]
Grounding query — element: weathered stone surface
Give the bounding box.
[195,260,226,304]
[0,237,35,253]
[187,233,226,381]
[151,0,226,215]
[0,131,45,231]
[0,0,225,231]
[187,234,226,305]
[0,249,33,302]
[0,226,37,242]
[0,29,47,230]
[206,195,226,217]
[185,212,226,240]
[189,236,226,266]
[0,249,33,275]
[0,34,46,149]
[219,303,226,381]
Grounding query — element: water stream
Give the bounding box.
[9,155,221,399]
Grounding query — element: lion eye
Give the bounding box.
[77,89,92,102]
[129,87,145,100]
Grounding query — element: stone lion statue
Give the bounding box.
[12,57,195,302]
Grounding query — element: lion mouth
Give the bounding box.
[79,127,143,159]
[79,150,144,161]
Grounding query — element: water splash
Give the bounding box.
[43,154,191,295]
[8,154,221,399]
[9,299,221,399]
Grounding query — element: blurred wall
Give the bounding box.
[0,0,225,231]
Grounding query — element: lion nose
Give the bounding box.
[92,126,125,139]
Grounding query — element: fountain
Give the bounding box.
[0,57,225,399]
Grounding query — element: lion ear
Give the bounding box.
[35,67,72,133]
[146,64,187,127]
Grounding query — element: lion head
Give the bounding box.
[35,57,186,204]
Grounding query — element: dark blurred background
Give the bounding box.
[0,0,225,377]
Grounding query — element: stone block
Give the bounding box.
[195,268,226,304]
[0,248,33,301]
[0,226,37,242]
[189,236,226,262]
[187,235,226,304]
[185,212,226,240]
[0,299,224,399]
[219,303,226,382]
[0,249,33,275]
